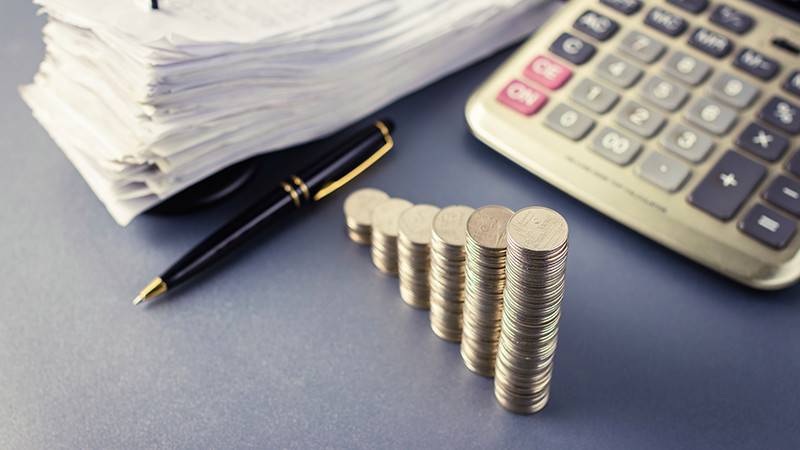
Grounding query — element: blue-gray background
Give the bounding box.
[2,2,799,448]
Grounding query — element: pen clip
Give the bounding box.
[312,120,393,201]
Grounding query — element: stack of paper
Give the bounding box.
[22,0,558,225]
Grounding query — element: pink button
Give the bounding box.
[497,79,548,115]
[524,55,572,90]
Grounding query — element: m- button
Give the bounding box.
[524,55,573,89]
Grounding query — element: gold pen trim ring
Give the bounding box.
[281,181,301,208]
[291,175,311,201]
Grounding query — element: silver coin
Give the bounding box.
[343,188,390,244]
[397,204,440,308]
[370,198,413,275]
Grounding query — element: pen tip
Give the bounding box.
[132,277,167,306]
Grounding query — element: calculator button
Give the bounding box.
[685,98,736,135]
[549,33,596,65]
[573,10,619,42]
[708,73,759,109]
[544,103,595,140]
[709,5,754,34]
[645,8,688,37]
[738,204,797,249]
[787,150,800,178]
[640,76,688,111]
[758,97,800,135]
[784,71,800,98]
[589,127,642,165]
[660,124,714,163]
[616,100,665,138]
[524,56,572,90]
[595,54,642,88]
[688,150,766,221]
[600,0,642,15]
[637,151,691,192]
[663,51,711,86]
[734,48,779,81]
[570,78,619,114]
[735,123,788,162]
[688,27,732,58]
[619,31,666,64]
[667,0,708,14]
[497,80,548,115]
[764,176,800,217]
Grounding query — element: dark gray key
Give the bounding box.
[667,0,708,13]
[616,100,665,137]
[595,54,642,88]
[739,204,797,249]
[710,5,754,34]
[663,51,711,86]
[758,97,800,135]
[574,10,618,41]
[688,27,732,58]
[734,48,779,80]
[708,73,759,109]
[570,78,619,114]
[589,127,642,165]
[660,124,714,162]
[735,123,788,161]
[787,151,800,178]
[619,31,666,64]
[640,76,688,111]
[784,71,800,98]
[688,150,766,220]
[636,151,691,192]
[764,175,800,217]
[544,103,595,140]
[549,33,596,65]
[645,8,687,37]
[600,0,641,15]
[685,98,737,135]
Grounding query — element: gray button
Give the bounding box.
[615,100,665,137]
[662,51,711,86]
[589,127,642,165]
[685,98,737,135]
[640,76,688,111]
[570,78,619,114]
[618,31,665,64]
[595,54,643,88]
[660,124,714,163]
[544,103,595,140]
[708,73,759,109]
[636,151,691,192]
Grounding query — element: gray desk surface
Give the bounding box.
[3,3,799,449]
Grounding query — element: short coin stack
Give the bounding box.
[460,205,515,377]
[344,188,390,245]
[429,206,475,342]
[370,198,413,275]
[398,204,441,308]
[494,207,569,414]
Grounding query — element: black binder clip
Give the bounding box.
[151,0,159,10]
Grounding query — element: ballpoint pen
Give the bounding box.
[133,119,394,305]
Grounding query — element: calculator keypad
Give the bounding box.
[474,0,800,287]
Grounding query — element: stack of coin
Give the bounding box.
[343,188,390,244]
[494,206,569,414]
[397,204,441,308]
[429,205,475,342]
[370,198,413,275]
[460,205,514,377]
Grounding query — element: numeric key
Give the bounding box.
[616,100,665,137]
[544,103,595,140]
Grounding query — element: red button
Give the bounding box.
[497,79,548,115]
[524,55,572,89]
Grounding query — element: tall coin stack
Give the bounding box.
[495,207,569,414]
[429,205,475,342]
[370,198,413,275]
[460,205,514,377]
[398,204,441,308]
[343,188,390,244]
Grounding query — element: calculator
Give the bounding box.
[466,0,800,289]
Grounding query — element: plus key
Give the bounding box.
[688,150,766,220]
